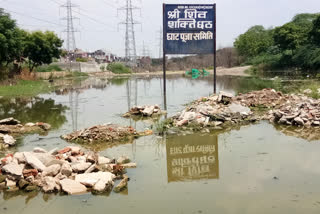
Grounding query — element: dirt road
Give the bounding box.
[90,66,251,78]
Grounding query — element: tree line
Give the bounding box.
[234,13,320,74]
[0,8,63,78]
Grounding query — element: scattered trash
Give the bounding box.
[0,146,135,195]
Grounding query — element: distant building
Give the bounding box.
[74,49,88,59]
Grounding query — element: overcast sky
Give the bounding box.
[1,0,319,57]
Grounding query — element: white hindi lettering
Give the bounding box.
[184,9,197,19]
[184,9,208,19]
[167,8,212,29]
[167,32,213,42]
[197,21,213,29]
[167,33,179,41]
[178,19,196,28]
[168,9,180,19]
[180,33,193,43]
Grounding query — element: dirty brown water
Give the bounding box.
[1,75,320,214]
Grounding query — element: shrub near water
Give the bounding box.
[107,63,131,74]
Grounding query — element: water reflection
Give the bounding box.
[2,189,39,204]
[0,97,68,129]
[274,125,320,141]
[166,134,219,182]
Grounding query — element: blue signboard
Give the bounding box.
[163,4,215,54]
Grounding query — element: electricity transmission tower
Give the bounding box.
[141,41,150,57]
[118,0,140,65]
[61,0,79,55]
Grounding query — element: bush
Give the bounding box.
[107,63,131,74]
[100,65,106,72]
[35,64,63,72]
[76,58,88,62]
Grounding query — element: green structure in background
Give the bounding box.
[185,69,210,79]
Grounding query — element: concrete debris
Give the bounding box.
[0,146,135,195]
[42,176,59,193]
[218,91,233,104]
[60,179,87,195]
[0,117,20,125]
[71,162,92,173]
[6,178,16,187]
[167,89,320,138]
[61,163,72,177]
[122,105,163,117]
[303,89,312,94]
[36,122,51,131]
[0,118,52,149]
[61,124,137,143]
[25,123,35,127]
[113,174,129,193]
[98,156,111,165]
[23,152,46,172]
[33,147,47,153]
[0,134,16,146]
[2,162,23,177]
[42,164,61,177]
[75,171,115,188]
[117,156,130,164]
[171,91,255,128]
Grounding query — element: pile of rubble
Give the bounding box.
[0,117,51,149]
[172,91,256,128]
[233,89,288,108]
[62,124,152,144]
[61,124,136,143]
[267,94,320,127]
[0,146,135,194]
[122,105,163,117]
[170,89,320,130]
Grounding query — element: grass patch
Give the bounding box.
[35,64,63,72]
[282,80,320,99]
[107,63,131,74]
[65,71,89,77]
[152,118,173,135]
[0,80,52,97]
[76,58,88,62]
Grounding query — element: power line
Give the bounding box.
[3,8,66,27]
[48,0,117,31]
[100,0,118,9]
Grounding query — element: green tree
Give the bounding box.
[273,23,307,52]
[291,13,319,27]
[0,9,25,67]
[23,31,63,72]
[234,25,274,59]
[309,15,320,46]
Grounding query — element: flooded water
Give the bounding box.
[1,75,320,214]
